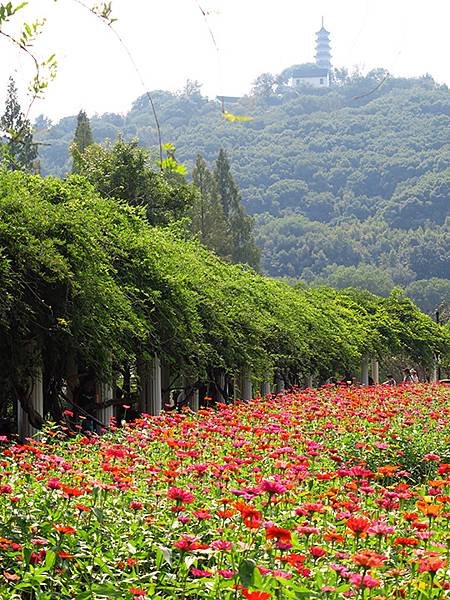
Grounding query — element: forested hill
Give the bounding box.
[35,70,450,298]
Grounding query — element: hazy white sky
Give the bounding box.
[1,0,449,121]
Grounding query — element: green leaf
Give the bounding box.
[156,545,172,567]
[237,558,257,587]
[90,583,123,597]
[44,549,56,570]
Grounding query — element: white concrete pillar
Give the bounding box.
[261,371,272,396]
[161,361,171,407]
[217,372,226,403]
[189,389,199,412]
[139,355,162,415]
[242,371,252,402]
[261,381,271,396]
[431,364,438,383]
[371,359,379,384]
[361,357,369,386]
[275,371,284,394]
[151,356,162,414]
[18,366,43,439]
[97,382,114,428]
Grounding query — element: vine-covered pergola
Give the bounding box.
[0,172,448,437]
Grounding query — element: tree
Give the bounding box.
[71,137,195,225]
[34,114,53,131]
[191,154,232,258]
[0,76,37,172]
[71,109,93,172]
[404,278,450,320]
[213,149,260,269]
[316,264,395,297]
[251,73,277,97]
[182,79,202,98]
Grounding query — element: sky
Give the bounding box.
[1,0,449,122]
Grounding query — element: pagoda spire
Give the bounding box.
[315,17,332,71]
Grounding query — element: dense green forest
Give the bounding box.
[33,69,450,311]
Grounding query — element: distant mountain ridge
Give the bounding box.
[34,69,450,302]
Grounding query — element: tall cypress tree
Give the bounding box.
[0,77,37,172]
[191,153,232,259]
[214,149,239,219]
[213,149,260,269]
[71,110,93,173]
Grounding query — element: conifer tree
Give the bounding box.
[0,77,37,172]
[191,154,232,259]
[71,109,93,173]
[213,149,260,269]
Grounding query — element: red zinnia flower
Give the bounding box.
[191,567,213,577]
[346,516,371,536]
[167,487,194,504]
[394,537,419,547]
[62,485,84,497]
[242,590,272,600]
[265,526,292,543]
[129,588,147,596]
[57,550,74,559]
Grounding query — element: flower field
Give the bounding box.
[1,385,450,599]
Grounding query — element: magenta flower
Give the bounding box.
[167,487,194,504]
[348,572,380,589]
[259,478,287,495]
[210,539,233,551]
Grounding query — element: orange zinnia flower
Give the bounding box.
[417,500,442,517]
[418,557,447,573]
[53,524,76,535]
[352,550,386,568]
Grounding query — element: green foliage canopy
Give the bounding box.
[0,170,447,400]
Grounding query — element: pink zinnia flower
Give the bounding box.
[259,479,287,495]
[218,569,235,578]
[47,478,62,490]
[367,519,395,537]
[210,540,233,551]
[310,546,327,558]
[191,567,212,577]
[348,572,380,589]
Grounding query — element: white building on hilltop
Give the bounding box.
[288,66,330,88]
[288,18,332,89]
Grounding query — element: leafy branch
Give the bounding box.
[0,2,57,145]
[0,1,163,164]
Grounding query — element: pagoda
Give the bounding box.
[315,17,332,71]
